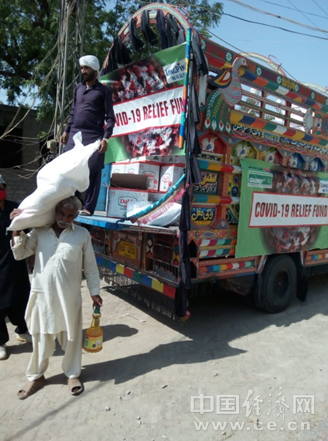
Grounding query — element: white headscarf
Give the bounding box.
[79,55,100,80]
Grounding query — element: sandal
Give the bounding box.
[68,377,84,396]
[17,375,46,400]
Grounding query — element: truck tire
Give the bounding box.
[261,255,297,313]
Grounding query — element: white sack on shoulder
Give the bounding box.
[8,133,100,231]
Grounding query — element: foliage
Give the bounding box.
[0,0,57,103]
[0,0,223,115]
[178,0,223,37]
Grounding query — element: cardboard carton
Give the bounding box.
[107,188,149,218]
[162,155,186,165]
[130,155,163,163]
[110,162,127,175]
[125,162,160,190]
[106,173,149,218]
[159,165,184,191]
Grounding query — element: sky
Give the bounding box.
[210,0,328,92]
[1,0,327,105]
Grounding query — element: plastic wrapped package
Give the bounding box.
[8,133,100,231]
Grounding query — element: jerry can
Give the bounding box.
[83,306,103,352]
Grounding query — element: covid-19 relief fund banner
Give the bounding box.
[102,44,187,163]
[236,158,328,258]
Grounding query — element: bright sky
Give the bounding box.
[1,0,327,106]
[210,0,328,93]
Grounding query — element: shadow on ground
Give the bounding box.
[3,274,328,441]
[82,273,328,385]
[6,342,32,358]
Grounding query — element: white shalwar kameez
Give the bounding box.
[12,223,100,381]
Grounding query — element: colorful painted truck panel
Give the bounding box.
[77,4,328,318]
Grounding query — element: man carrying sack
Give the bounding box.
[11,196,102,399]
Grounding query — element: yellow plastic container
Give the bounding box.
[83,306,103,352]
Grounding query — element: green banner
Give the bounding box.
[236,158,328,258]
[102,44,187,163]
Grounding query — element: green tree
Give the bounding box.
[0,0,223,111]
[0,0,110,105]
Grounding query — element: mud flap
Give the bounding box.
[175,284,189,318]
[254,273,263,308]
[297,265,308,302]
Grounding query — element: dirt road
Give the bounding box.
[1,274,328,441]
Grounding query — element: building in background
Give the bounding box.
[0,104,52,202]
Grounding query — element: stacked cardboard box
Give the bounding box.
[107,155,186,218]
[159,164,185,191]
[106,174,149,218]
[110,156,162,191]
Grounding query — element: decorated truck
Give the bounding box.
[76,3,328,318]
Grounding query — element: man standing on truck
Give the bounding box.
[10,196,103,399]
[60,55,116,216]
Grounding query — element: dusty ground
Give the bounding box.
[1,273,328,441]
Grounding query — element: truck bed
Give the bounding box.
[76,211,180,235]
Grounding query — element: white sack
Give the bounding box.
[145,203,181,226]
[8,133,100,231]
[126,200,181,227]
[126,201,152,219]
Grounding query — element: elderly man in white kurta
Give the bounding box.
[11,195,102,399]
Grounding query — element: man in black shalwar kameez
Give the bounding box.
[0,175,31,360]
[60,55,115,215]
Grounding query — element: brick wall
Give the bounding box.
[0,104,51,203]
[0,168,37,203]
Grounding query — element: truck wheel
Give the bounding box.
[261,255,297,313]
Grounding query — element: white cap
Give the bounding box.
[79,55,100,79]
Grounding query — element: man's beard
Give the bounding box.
[56,218,71,229]
[83,70,96,82]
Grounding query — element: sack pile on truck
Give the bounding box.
[106,155,185,226]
